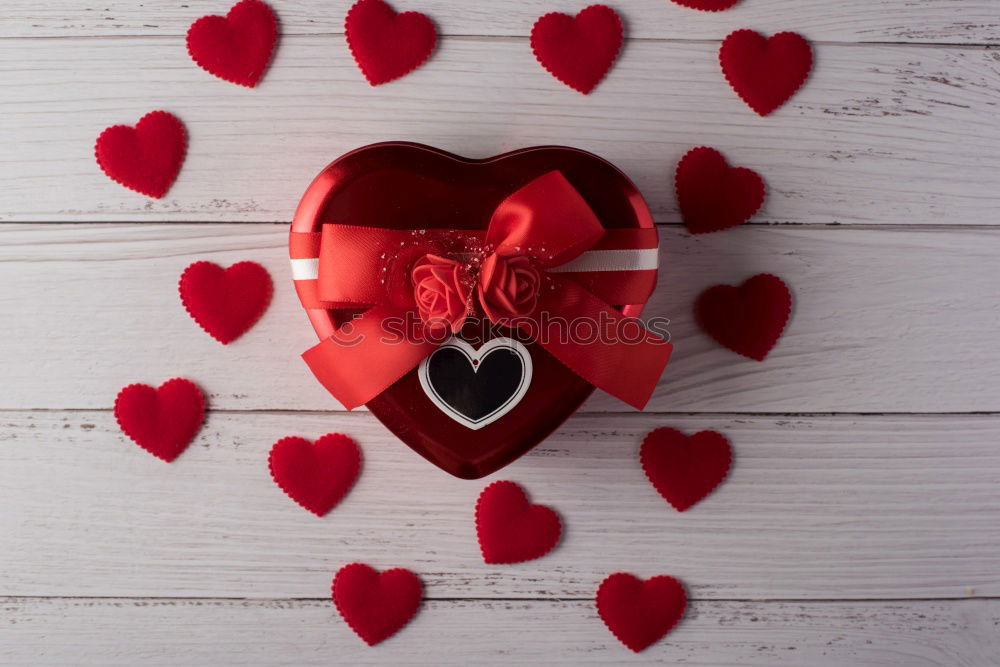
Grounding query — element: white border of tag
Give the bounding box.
[418,337,533,431]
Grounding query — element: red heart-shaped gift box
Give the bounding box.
[290,142,666,478]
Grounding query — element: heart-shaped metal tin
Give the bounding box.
[290,142,657,478]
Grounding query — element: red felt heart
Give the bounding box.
[719,30,813,116]
[475,480,561,564]
[670,0,740,10]
[597,573,687,652]
[332,563,423,646]
[675,146,765,234]
[640,427,732,511]
[530,5,623,94]
[345,0,437,86]
[179,261,272,344]
[695,273,791,361]
[113,378,205,462]
[95,111,186,199]
[268,434,361,516]
[186,0,278,88]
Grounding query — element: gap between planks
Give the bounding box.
[3,595,993,603]
[2,408,1000,418]
[10,222,1000,231]
[2,33,998,49]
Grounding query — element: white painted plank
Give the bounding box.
[3,411,999,599]
[1,37,998,224]
[1,597,997,666]
[4,0,999,44]
[2,224,999,413]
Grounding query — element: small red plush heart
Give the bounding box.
[670,0,740,10]
[675,147,765,234]
[475,480,561,564]
[695,273,791,361]
[332,563,423,646]
[530,5,623,94]
[268,434,361,516]
[186,0,278,88]
[179,261,272,344]
[345,0,437,85]
[720,30,813,116]
[95,111,186,199]
[597,573,687,652]
[640,427,732,511]
[114,378,205,462]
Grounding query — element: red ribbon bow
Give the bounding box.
[302,171,671,410]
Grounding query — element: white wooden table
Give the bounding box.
[2,1,999,664]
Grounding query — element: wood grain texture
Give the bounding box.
[2,597,997,666]
[2,37,999,224]
[3,410,999,599]
[4,1,999,661]
[4,0,999,44]
[3,223,999,413]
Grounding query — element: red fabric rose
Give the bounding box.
[477,253,541,326]
[411,254,471,333]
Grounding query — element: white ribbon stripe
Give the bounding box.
[291,248,657,282]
